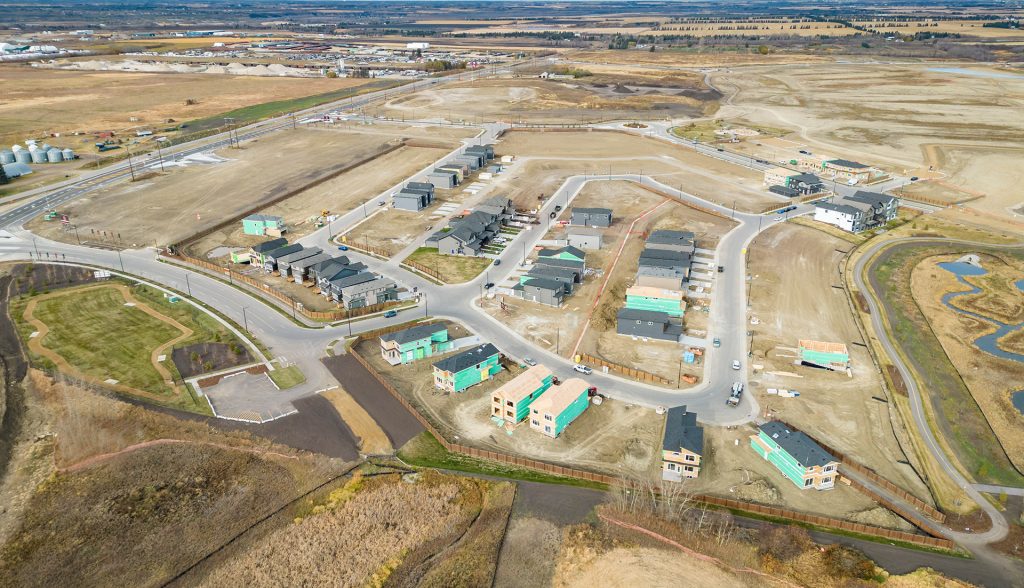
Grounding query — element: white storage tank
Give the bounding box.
[47,148,63,163]
[61,148,75,161]
[0,150,13,164]
[30,150,47,164]
[14,150,32,164]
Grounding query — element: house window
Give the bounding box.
[684,454,695,462]
[684,466,694,472]
[506,410,513,417]
[635,320,641,325]
[824,465,835,472]
[532,409,538,415]
[804,478,813,487]
[531,419,539,426]
[647,321,654,326]
[672,451,679,456]
[506,400,514,407]
[667,463,677,471]
[544,415,552,421]
[544,426,551,433]
[822,477,832,484]
[493,397,500,404]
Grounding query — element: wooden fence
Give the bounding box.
[697,495,955,550]
[166,252,401,321]
[578,352,675,386]
[402,260,445,283]
[342,240,394,259]
[775,419,945,523]
[345,345,955,550]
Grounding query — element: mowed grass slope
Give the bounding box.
[404,246,493,283]
[32,286,182,393]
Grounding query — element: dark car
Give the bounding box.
[383,310,398,318]
[554,205,563,212]
[338,245,349,251]
[493,259,501,266]
[717,265,724,273]
[716,147,724,152]
[550,211,557,219]
[910,176,919,181]
[484,282,495,289]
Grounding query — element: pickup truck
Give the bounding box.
[727,382,743,407]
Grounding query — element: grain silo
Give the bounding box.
[30,149,47,164]
[0,150,13,164]
[47,148,63,163]
[61,148,75,161]
[14,149,31,164]
[42,143,52,152]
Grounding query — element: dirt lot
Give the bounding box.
[910,252,1024,474]
[355,338,664,480]
[0,64,377,147]
[377,74,713,124]
[28,124,469,249]
[714,63,1024,220]
[496,130,782,213]
[746,223,933,503]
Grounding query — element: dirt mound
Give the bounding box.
[612,83,635,94]
[731,478,782,505]
[848,506,916,531]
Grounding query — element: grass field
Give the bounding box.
[403,246,494,284]
[268,364,306,390]
[10,281,250,412]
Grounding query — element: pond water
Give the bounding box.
[927,67,1024,80]
[1013,391,1024,416]
[937,261,1024,364]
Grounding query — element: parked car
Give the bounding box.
[573,364,593,375]
[383,310,398,318]
[910,176,919,181]
[493,259,501,266]
[550,211,557,219]
[484,282,495,289]
[717,265,724,273]
[338,245,349,251]
[731,360,741,370]
[377,200,385,206]
[554,205,563,212]
[799,149,810,155]
[713,337,721,348]
[523,357,537,366]
[716,147,724,152]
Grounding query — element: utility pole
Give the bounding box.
[117,249,125,272]
[555,327,559,355]
[185,273,191,297]
[677,357,683,388]
[126,148,136,181]
[224,118,235,147]
[242,306,249,332]
[155,139,165,172]
[423,293,428,317]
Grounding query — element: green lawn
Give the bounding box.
[398,432,607,490]
[403,247,494,284]
[130,284,247,350]
[31,287,181,394]
[268,364,305,389]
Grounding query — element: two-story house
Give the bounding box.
[750,421,839,490]
[490,364,554,424]
[379,323,453,365]
[661,405,704,481]
[432,343,502,393]
[529,378,591,438]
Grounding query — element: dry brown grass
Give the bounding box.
[197,471,487,586]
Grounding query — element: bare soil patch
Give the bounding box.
[171,342,253,379]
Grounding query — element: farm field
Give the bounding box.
[713,62,1024,221]
[746,223,934,503]
[0,65,383,148]
[8,277,251,413]
[376,73,716,124]
[853,19,1024,39]
[27,124,467,248]
[0,370,344,587]
[354,338,664,480]
[910,252,1024,474]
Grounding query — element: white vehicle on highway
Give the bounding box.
[573,364,593,375]
[731,360,741,370]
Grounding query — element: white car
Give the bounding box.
[573,364,593,375]
[731,360,741,370]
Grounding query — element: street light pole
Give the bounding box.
[185,273,191,297]
[155,139,165,173]
[242,306,249,332]
[117,250,125,272]
[126,148,136,181]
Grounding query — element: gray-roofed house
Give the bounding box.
[790,173,824,194]
[662,406,704,480]
[465,144,494,160]
[432,343,502,393]
[570,207,612,228]
[339,277,398,310]
[525,266,580,291]
[646,230,695,254]
[636,264,688,289]
[534,256,585,275]
[427,168,458,189]
[823,158,872,182]
[407,181,436,193]
[457,153,483,170]
[751,421,839,490]
[394,190,433,212]
[325,271,376,302]
[567,227,603,251]
[436,210,501,256]
[248,238,289,267]
[276,246,322,277]
[512,277,568,307]
[288,252,334,284]
[813,191,897,233]
[615,308,683,342]
[380,323,454,365]
[262,243,304,272]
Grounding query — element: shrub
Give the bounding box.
[821,544,875,580]
[757,526,812,561]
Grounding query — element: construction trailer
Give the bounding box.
[491,364,555,424]
[529,378,591,438]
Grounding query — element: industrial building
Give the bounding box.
[380,323,454,365]
[570,207,612,228]
[662,406,704,481]
[813,191,898,233]
[529,378,591,438]
[432,343,502,393]
[750,422,839,490]
[491,364,555,424]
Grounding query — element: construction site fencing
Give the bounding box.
[346,345,957,551]
[343,240,394,259]
[577,353,675,386]
[401,260,445,283]
[166,252,401,321]
[774,419,945,523]
[843,476,947,539]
